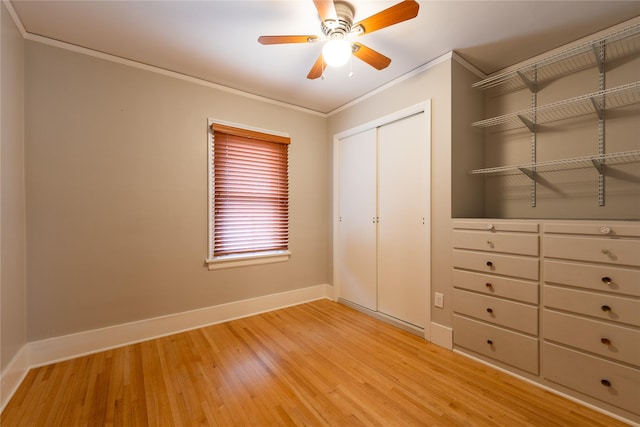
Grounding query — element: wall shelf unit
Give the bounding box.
[470,22,640,207]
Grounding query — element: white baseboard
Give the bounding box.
[429,322,453,350]
[28,284,333,367]
[1,284,332,413]
[0,345,30,413]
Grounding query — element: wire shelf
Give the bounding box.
[469,150,640,177]
[472,82,640,131]
[473,23,640,92]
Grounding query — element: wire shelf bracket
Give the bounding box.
[518,167,537,180]
[590,159,606,174]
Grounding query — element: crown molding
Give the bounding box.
[3,0,27,38]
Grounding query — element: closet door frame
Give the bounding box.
[332,100,432,340]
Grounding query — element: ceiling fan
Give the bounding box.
[258,0,420,79]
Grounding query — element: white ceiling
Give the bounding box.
[9,1,640,114]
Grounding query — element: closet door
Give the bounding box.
[337,129,377,310]
[377,113,429,327]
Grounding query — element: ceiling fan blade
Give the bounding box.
[313,0,337,23]
[258,35,319,45]
[307,54,327,79]
[352,0,419,35]
[352,42,391,70]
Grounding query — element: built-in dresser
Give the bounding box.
[452,219,640,424]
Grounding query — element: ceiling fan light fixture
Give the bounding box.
[322,39,352,67]
[258,0,420,79]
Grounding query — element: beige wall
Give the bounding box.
[24,41,330,340]
[451,59,485,219]
[22,40,472,343]
[328,58,457,327]
[1,2,27,371]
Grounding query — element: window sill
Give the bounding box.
[206,250,291,270]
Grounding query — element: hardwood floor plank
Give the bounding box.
[1,300,631,426]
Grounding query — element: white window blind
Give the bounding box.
[210,123,290,258]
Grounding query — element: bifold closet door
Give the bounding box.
[377,113,429,328]
[337,128,377,311]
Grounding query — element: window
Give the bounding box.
[207,122,290,269]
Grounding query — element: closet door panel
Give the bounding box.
[377,113,429,327]
[337,129,377,310]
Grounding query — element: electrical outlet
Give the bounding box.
[434,292,444,308]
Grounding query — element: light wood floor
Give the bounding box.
[2,299,629,426]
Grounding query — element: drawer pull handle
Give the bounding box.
[600,226,611,235]
[486,261,493,267]
[601,276,612,285]
[485,283,493,289]
[601,249,611,256]
[601,338,611,345]
[486,339,493,345]
[486,239,494,248]
[601,305,611,312]
[486,308,493,314]
[601,379,611,387]
[486,223,494,230]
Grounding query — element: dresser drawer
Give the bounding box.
[545,285,640,327]
[452,269,538,304]
[544,342,640,415]
[544,223,640,238]
[544,260,640,297]
[544,310,640,366]
[454,221,539,233]
[453,250,539,280]
[453,230,539,256]
[453,289,538,335]
[454,315,538,374]
[544,235,640,267]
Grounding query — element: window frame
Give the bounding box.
[206,119,291,270]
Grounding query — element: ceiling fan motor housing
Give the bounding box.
[322,1,355,40]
